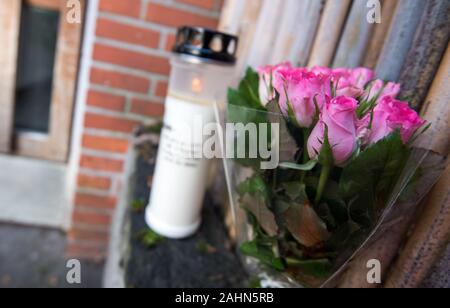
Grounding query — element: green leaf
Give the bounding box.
[321,181,349,225]
[136,229,164,249]
[131,199,146,212]
[281,182,309,203]
[239,67,262,108]
[238,175,269,200]
[286,258,332,279]
[339,131,409,200]
[196,240,217,254]
[318,125,334,167]
[266,99,300,162]
[248,277,262,288]
[228,67,263,110]
[339,131,409,227]
[227,101,268,170]
[279,160,317,171]
[240,240,285,271]
[239,175,278,236]
[357,81,386,118]
[325,220,361,251]
[283,185,330,247]
[242,196,278,237]
[227,68,290,169]
[227,88,248,109]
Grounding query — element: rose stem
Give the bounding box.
[315,163,331,205]
[300,129,310,184]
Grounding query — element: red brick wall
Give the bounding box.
[68,0,222,261]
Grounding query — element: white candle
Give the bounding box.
[146,27,238,238]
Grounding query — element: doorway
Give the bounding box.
[0,0,85,228]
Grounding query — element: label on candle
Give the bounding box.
[146,96,215,238]
[159,96,214,168]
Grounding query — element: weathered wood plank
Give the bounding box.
[270,0,324,65]
[219,0,264,76]
[220,0,323,70]
[375,0,427,81]
[397,0,450,110]
[308,0,352,67]
[281,0,324,66]
[333,0,375,68]
[363,0,399,69]
[245,0,285,68]
[0,0,21,153]
[415,46,450,157]
[385,159,450,288]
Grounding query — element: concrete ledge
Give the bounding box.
[0,154,68,229]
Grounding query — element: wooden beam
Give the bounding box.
[333,0,375,68]
[245,0,285,68]
[375,0,427,81]
[415,46,450,158]
[0,0,21,153]
[397,0,450,110]
[385,159,450,288]
[219,0,323,71]
[278,0,324,66]
[308,0,352,67]
[363,0,399,69]
[218,0,264,77]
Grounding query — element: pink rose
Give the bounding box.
[257,62,292,106]
[308,96,359,166]
[358,96,425,145]
[348,68,375,89]
[311,66,333,77]
[332,68,374,98]
[273,67,331,128]
[366,80,401,102]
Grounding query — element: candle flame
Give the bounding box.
[191,77,203,93]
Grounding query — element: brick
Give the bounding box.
[80,155,124,172]
[75,193,117,210]
[72,209,112,226]
[87,89,125,111]
[176,0,216,10]
[68,227,110,243]
[155,80,168,97]
[82,135,129,153]
[84,113,139,133]
[130,99,165,117]
[146,3,218,29]
[165,33,177,51]
[77,174,112,190]
[93,44,170,75]
[90,68,150,93]
[99,0,141,17]
[96,18,160,49]
[66,242,107,261]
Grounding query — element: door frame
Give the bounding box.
[0,0,85,162]
[0,0,21,153]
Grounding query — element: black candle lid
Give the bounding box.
[172,26,238,65]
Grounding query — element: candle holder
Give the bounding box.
[146,27,238,239]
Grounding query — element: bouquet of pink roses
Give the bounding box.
[226,63,429,287]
